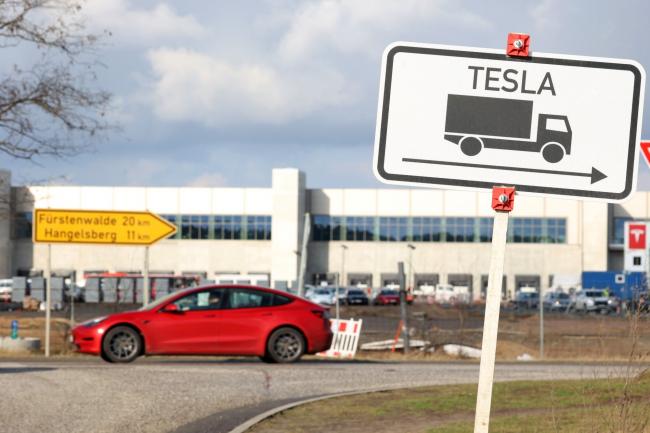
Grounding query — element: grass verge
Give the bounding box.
[248,373,650,433]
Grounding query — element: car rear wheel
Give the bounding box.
[101,326,142,363]
[264,327,305,363]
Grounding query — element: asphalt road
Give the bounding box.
[0,357,640,433]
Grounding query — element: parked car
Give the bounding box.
[543,291,571,311]
[0,279,12,302]
[514,291,539,310]
[374,289,400,305]
[345,288,369,305]
[308,287,335,305]
[71,285,333,363]
[434,284,470,304]
[574,289,615,313]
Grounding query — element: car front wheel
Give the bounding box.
[264,327,305,363]
[101,326,142,363]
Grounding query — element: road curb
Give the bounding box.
[226,391,359,433]
[227,384,434,433]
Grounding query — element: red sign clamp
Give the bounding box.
[492,187,516,212]
[507,33,530,57]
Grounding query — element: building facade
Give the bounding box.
[1,167,644,299]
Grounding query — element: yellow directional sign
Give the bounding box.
[33,209,177,245]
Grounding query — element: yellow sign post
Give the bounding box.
[33,209,177,357]
[33,209,176,245]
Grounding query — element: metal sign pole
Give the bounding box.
[45,243,52,357]
[398,261,410,354]
[70,280,75,326]
[539,282,544,359]
[474,187,514,433]
[143,246,150,306]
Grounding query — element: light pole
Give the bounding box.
[407,244,416,291]
[336,244,348,323]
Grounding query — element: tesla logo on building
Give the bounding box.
[628,224,646,250]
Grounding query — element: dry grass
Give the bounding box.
[0,315,73,354]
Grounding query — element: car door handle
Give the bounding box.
[261,313,273,317]
[204,314,216,318]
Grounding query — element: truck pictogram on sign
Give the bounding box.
[444,94,572,163]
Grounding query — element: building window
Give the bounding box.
[479,218,493,242]
[179,215,211,240]
[446,217,475,242]
[313,215,331,241]
[545,218,566,244]
[510,218,543,243]
[312,215,342,241]
[160,214,269,241]
[612,217,632,245]
[214,215,242,240]
[312,215,565,244]
[379,217,408,241]
[412,217,442,242]
[345,216,375,241]
[247,215,272,240]
[13,212,33,239]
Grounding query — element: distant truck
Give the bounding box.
[434,284,470,304]
[444,94,572,163]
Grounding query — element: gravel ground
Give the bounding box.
[0,358,639,433]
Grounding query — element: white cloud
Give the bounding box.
[142,0,493,127]
[83,0,206,44]
[186,173,228,187]
[147,48,351,125]
[278,0,491,61]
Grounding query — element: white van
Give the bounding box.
[0,279,12,302]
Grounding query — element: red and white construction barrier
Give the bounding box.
[317,318,363,359]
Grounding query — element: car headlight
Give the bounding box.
[81,316,107,328]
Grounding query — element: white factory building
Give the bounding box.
[0,167,646,300]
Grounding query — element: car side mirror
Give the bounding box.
[162,304,181,313]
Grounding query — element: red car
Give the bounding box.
[374,289,401,305]
[71,285,332,363]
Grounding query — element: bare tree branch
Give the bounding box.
[0,0,113,160]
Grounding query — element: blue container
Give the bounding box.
[581,271,647,301]
[10,320,18,339]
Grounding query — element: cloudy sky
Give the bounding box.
[3,0,650,189]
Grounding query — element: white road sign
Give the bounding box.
[373,42,645,201]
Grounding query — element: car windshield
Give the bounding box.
[138,288,193,311]
[315,289,331,295]
[586,291,604,297]
[348,290,364,295]
[558,293,570,299]
[381,290,398,295]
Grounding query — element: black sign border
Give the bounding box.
[375,45,643,200]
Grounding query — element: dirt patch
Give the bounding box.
[0,316,73,354]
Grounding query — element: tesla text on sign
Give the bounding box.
[373,42,645,201]
[33,209,177,246]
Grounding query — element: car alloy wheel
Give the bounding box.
[102,326,141,363]
[266,327,305,363]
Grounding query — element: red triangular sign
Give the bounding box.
[642,140,650,168]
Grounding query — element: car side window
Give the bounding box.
[226,289,274,309]
[273,294,293,306]
[173,289,224,311]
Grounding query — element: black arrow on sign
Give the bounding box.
[402,158,607,184]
